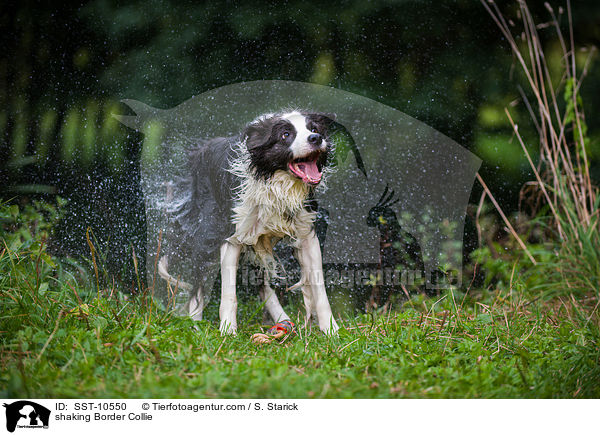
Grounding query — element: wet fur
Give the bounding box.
[159,111,339,335]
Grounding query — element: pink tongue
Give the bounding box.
[301,160,321,180]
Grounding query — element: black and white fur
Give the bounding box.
[159,111,339,335]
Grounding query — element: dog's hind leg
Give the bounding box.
[219,241,242,335]
[297,231,339,335]
[185,286,205,321]
[290,255,317,328]
[300,282,317,328]
[258,270,290,324]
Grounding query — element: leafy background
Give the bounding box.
[1,0,599,283]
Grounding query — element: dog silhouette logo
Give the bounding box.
[3,401,50,432]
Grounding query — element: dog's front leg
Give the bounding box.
[298,231,339,335]
[219,241,242,335]
[259,269,290,324]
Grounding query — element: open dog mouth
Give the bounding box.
[287,151,323,185]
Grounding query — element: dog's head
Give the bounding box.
[244,111,335,185]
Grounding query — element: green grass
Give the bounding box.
[2,259,599,398]
[1,201,599,399]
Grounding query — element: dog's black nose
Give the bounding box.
[308,133,322,146]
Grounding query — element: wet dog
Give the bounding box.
[158,111,339,335]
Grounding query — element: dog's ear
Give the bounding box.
[306,113,337,135]
[307,112,336,126]
[244,118,272,150]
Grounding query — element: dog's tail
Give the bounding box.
[157,256,193,291]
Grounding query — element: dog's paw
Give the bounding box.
[320,317,340,336]
[219,320,237,335]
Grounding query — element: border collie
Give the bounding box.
[158,111,339,335]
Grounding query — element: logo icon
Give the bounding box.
[3,401,50,433]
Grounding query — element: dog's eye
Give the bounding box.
[282,132,290,139]
[311,128,318,133]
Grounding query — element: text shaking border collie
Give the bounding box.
[158,111,339,335]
